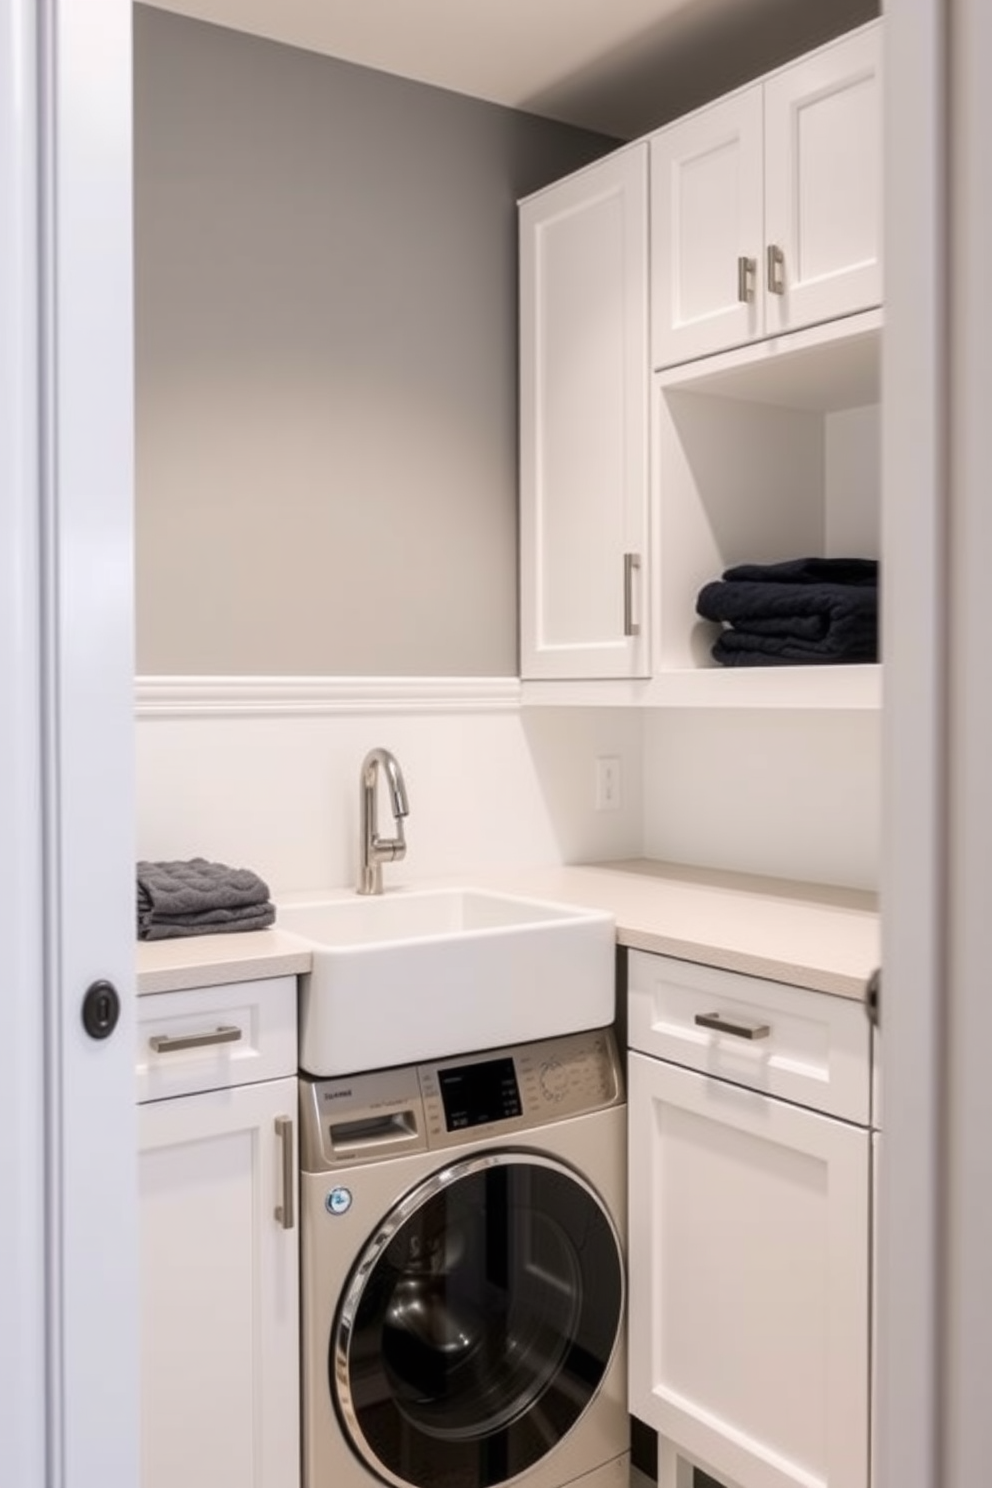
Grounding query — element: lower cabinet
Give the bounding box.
[137,978,300,1488]
[627,952,872,1488]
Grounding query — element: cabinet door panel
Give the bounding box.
[139,1078,299,1488]
[651,89,763,368]
[764,26,882,336]
[520,147,649,679]
[628,1052,870,1488]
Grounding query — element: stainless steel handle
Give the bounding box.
[275,1115,295,1230]
[737,254,755,302]
[766,243,786,295]
[148,1024,243,1054]
[694,1011,771,1040]
[623,552,641,637]
[865,967,880,1029]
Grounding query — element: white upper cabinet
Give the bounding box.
[651,88,764,367]
[651,22,882,370]
[519,145,650,680]
[518,19,884,707]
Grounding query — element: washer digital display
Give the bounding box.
[438,1057,522,1131]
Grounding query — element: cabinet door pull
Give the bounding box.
[737,255,755,302]
[623,552,641,637]
[275,1115,295,1230]
[766,243,786,295]
[865,967,880,1028]
[694,1011,771,1040]
[148,1024,243,1054]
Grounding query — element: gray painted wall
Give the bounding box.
[134,5,615,675]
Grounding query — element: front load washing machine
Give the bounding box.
[300,1027,628,1488]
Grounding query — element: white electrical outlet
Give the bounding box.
[595,756,622,812]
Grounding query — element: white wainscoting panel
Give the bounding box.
[134,678,645,893]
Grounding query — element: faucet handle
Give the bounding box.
[382,757,409,820]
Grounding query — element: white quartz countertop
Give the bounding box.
[135,859,878,1002]
[473,860,878,999]
[135,926,313,996]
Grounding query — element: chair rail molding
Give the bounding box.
[135,676,523,719]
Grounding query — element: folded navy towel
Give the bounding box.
[709,621,877,665]
[137,858,275,940]
[696,562,879,666]
[720,556,879,588]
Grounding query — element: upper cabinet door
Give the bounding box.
[650,88,764,369]
[519,146,650,680]
[651,87,767,369]
[764,24,883,337]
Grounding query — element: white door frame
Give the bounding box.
[876,2,946,1486]
[0,4,49,1480]
[880,1,992,1486]
[1,2,137,1484]
[941,0,992,1478]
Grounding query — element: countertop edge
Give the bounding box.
[136,931,312,996]
[135,861,879,1001]
[616,930,867,1000]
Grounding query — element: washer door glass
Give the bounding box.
[333,1153,623,1488]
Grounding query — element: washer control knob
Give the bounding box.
[326,1186,353,1216]
[539,1058,569,1102]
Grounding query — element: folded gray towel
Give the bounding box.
[137,858,275,940]
[138,905,276,941]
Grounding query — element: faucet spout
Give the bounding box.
[358,748,409,895]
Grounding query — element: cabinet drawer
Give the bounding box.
[136,977,297,1103]
[627,951,870,1123]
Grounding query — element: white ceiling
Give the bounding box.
[140,0,878,140]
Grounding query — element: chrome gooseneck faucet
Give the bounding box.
[357,748,409,895]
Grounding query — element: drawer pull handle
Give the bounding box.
[737,254,755,303]
[148,1024,243,1054]
[275,1115,295,1230]
[694,1011,770,1040]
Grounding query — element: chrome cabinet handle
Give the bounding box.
[737,255,755,302]
[623,552,641,637]
[766,243,786,295]
[865,967,881,1028]
[275,1115,295,1230]
[694,1011,771,1040]
[148,1024,243,1054]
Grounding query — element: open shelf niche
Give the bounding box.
[649,307,881,709]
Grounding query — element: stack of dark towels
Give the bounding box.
[696,556,879,666]
[136,857,276,941]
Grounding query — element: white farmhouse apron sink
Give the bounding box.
[278,887,616,1076]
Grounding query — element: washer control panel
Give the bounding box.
[300,1027,623,1171]
[419,1028,621,1149]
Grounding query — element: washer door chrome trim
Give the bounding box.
[332,1148,625,1488]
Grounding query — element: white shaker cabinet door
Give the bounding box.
[764,24,883,338]
[628,1051,871,1488]
[139,1077,300,1488]
[650,87,764,369]
[519,145,649,679]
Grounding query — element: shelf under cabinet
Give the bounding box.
[520,663,881,710]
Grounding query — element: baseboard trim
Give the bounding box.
[135,675,522,719]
